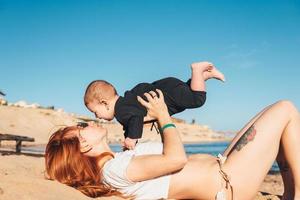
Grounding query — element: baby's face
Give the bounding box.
[86,102,114,121]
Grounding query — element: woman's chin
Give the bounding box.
[85,149,102,157]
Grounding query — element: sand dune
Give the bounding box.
[0,105,226,145]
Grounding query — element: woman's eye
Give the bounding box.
[77,122,88,128]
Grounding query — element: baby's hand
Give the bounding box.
[122,137,138,150]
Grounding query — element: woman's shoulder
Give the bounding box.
[101,142,163,187]
[134,141,163,155]
[104,142,163,169]
[105,150,134,168]
[103,142,163,175]
[102,151,135,188]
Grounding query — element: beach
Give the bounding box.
[1,0,300,198]
[0,104,284,199]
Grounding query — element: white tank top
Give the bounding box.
[102,142,171,199]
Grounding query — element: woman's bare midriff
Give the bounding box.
[168,154,222,199]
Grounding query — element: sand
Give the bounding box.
[0,155,123,200]
[0,154,283,200]
[0,105,284,199]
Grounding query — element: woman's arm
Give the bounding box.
[126,90,188,182]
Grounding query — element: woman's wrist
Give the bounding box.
[157,113,172,127]
[159,123,176,133]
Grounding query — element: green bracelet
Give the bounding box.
[159,123,176,133]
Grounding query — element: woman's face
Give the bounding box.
[78,122,108,155]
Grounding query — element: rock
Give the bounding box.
[28,103,40,108]
[24,103,40,108]
[11,101,41,109]
[57,108,64,113]
[45,106,55,110]
[13,100,27,107]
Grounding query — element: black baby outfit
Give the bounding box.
[114,77,206,139]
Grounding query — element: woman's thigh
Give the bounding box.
[223,101,293,199]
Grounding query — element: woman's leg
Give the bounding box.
[223,103,295,199]
[276,142,295,199]
[223,104,272,157]
[278,101,300,199]
[222,100,300,199]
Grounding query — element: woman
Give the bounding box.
[45,89,300,200]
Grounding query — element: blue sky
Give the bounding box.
[0,0,299,131]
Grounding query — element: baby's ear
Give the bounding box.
[99,100,108,105]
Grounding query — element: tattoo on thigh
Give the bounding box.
[233,125,257,152]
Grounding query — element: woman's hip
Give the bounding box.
[168,154,225,199]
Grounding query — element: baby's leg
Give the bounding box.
[190,62,208,91]
[222,100,300,199]
[190,62,225,92]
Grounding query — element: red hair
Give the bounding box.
[45,126,127,198]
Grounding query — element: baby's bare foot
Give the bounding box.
[191,61,225,82]
[203,66,226,82]
[191,61,214,72]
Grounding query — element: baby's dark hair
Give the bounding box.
[84,80,118,105]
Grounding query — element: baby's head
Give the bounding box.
[84,80,118,121]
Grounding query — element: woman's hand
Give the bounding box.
[127,89,187,183]
[137,89,170,121]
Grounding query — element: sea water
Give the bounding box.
[21,141,279,172]
[110,141,280,173]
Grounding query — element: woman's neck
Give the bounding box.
[97,152,114,168]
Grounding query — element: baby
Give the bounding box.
[84,61,225,149]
